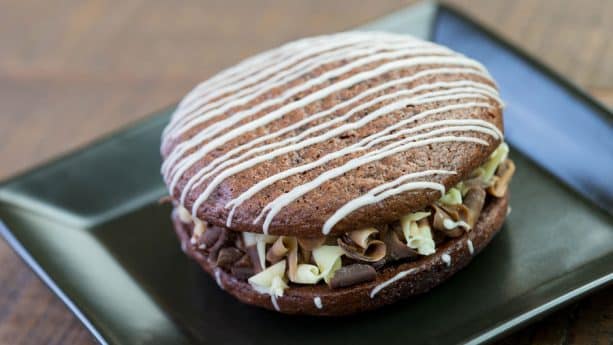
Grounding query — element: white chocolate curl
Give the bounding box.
[248,260,288,297]
[401,212,435,255]
[480,142,509,184]
[292,245,344,284]
[439,187,462,205]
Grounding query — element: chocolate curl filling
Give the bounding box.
[231,254,255,280]
[202,226,222,248]
[245,245,263,273]
[216,247,244,270]
[205,228,233,261]
[248,260,288,297]
[329,264,377,289]
[432,202,471,237]
[383,225,418,261]
[266,236,298,281]
[432,186,486,237]
[297,237,325,263]
[463,187,486,227]
[488,159,515,197]
[338,228,386,262]
[400,212,435,255]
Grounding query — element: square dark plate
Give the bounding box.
[1,2,612,344]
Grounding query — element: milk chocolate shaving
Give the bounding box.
[329,264,376,289]
[432,184,487,238]
[297,237,326,251]
[348,228,379,248]
[297,237,326,263]
[267,237,288,263]
[487,159,515,197]
[463,187,486,227]
[337,231,386,263]
[432,204,465,237]
[266,237,299,281]
[216,247,244,269]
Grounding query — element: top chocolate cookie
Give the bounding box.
[161,31,503,237]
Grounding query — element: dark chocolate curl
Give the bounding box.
[432,204,465,237]
[329,264,377,289]
[207,228,232,261]
[463,187,486,227]
[383,227,418,261]
[231,254,255,281]
[216,247,244,270]
[231,265,255,281]
[245,245,263,273]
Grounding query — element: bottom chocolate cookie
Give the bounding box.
[173,193,508,316]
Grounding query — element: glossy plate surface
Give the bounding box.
[1,2,611,344]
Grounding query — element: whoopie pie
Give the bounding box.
[161,31,514,316]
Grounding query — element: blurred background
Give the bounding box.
[0,0,611,344]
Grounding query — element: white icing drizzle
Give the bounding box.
[163,53,488,193]
[322,170,455,234]
[214,268,224,289]
[467,239,474,255]
[507,206,512,216]
[161,32,503,236]
[443,218,471,230]
[441,253,452,267]
[172,32,424,119]
[183,81,500,207]
[271,295,280,311]
[256,135,489,233]
[191,97,498,215]
[370,268,417,298]
[197,100,498,220]
[313,296,323,309]
[163,47,463,180]
[168,40,438,138]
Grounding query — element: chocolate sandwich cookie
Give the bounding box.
[161,31,515,315]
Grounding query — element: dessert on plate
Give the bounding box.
[161,31,514,315]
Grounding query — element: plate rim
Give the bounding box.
[0,2,612,344]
